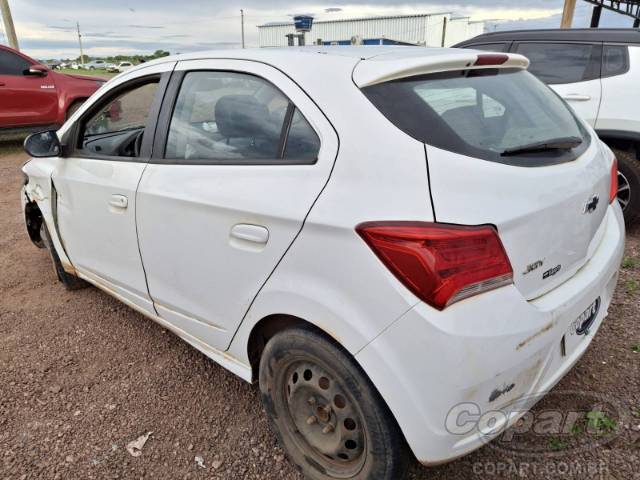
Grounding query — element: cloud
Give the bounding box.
[6,0,634,59]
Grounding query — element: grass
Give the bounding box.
[626,279,639,294]
[56,68,116,78]
[632,344,640,353]
[622,256,638,269]
[547,437,568,451]
[586,410,617,434]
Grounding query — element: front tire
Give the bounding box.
[40,222,88,290]
[613,148,640,226]
[259,327,408,480]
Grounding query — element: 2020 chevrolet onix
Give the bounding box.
[21,47,624,479]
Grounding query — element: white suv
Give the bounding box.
[21,47,624,479]
[456,28,640,224]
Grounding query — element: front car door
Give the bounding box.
[0,48,58,128]
[53,63,174,314]
[512,42,602,126]
[136,59,338,351]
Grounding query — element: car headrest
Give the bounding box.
[215,95,271,139]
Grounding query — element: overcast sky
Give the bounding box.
[1,0,635,59]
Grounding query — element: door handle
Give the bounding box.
[108,194,128,209]
[230,224,269,244]
[0,82,5,87]
[562,93,591,102]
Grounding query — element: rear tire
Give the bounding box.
[259,327,409,480]
[40,222,88,290]
[612,148,640,226]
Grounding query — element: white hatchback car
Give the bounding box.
[21,47,624,479]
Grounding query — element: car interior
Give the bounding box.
[79,81,159,158]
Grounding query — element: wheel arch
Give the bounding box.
[596,129,640,159]
[246,314,339,383]
[24,199,45,248]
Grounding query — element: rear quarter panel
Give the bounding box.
[228,56,435,361]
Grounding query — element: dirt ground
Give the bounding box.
[1,141,639,479]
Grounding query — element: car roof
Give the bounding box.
[144,45,520,69]
[134,46,528,88]
[455,28,640,46]
[145,46,442,65]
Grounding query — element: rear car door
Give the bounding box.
[0,49,58,128]
[53,65,173,314]
[512,42,602,126]
[136,59,338,351]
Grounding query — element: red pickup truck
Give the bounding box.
[0,45,105,132]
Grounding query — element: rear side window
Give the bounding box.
[0,50,31,75]
[165,71,320,164]
[602,45,629,78]
[514,43,601,84]
[363,68,589,167]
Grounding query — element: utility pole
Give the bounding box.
[240,9,245,49]
[441,17,448,47]
[561,0,577,28]
[0,0,19,50]
[76,21,85,66]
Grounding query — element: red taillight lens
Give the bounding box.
[356,222,513,310]
[609,156,618,204]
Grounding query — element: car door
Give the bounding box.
[596,44,640,133]
[53,64,173,314]
[136,59,338,351]
[513,42,602,126]
[0,49,58,128]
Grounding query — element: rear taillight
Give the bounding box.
[356,222,513,310]
[609,156,618,204]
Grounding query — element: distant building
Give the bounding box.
[258,13,485,48]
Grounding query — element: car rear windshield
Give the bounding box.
[362,68,590,166]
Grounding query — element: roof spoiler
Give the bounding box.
[353,51,529,88]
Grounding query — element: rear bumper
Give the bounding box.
[356,203,625,465]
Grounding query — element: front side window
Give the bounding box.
[165,71,320,163]
[79,80,159,158]
[0,50,31,76]
[514,42,600,85]
[363,68,589,166]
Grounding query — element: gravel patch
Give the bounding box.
[1,145,638,479]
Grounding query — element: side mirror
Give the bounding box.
[24,65,48,77]
[24,130,61,158]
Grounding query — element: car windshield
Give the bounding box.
[362,68,590,166]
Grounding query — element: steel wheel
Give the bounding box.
[260,327,409,480]
[617,169,631,211]
[281,360,367,477]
